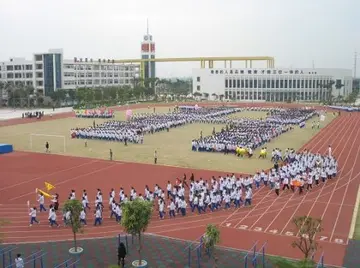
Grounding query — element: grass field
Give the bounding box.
[352,187,360,240]
[0,106,335,174]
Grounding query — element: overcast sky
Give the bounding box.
[1,0,359,77]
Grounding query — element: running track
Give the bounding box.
[0,107,358,267]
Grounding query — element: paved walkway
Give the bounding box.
[1,234,250,268]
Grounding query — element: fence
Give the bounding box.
[184,234,204,267]
[3,249,46,268]
[53,258,80,268]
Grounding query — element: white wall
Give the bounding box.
[192,68,225,96]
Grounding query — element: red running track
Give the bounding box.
[0,109,353,268]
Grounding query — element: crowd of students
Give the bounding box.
[69,107,240,143]
[28,148,337,226]
[191,108,316,153]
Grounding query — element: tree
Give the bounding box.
[121,198,153,266]
[63,199,84,253]
[203,224,220,267]
[291,216,322,260]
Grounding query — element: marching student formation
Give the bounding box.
[29,149,337,226]
[27,105,333,227]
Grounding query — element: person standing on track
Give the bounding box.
[328,145,332,157]
[109,149,113,161]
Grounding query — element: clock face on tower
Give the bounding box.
[144,36,148,41]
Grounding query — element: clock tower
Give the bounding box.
[141,19,156,80]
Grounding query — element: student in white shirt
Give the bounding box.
[49,208,60,227]
[275,181,280,196]
[15,254,24,268]
[115,204,122,222]
[37,193,46,212]
[80,210,87,226]
[166,181,172,199]
[159,199,165,219]
[165,199,174,219]
[94,208,102,226]
[244,188,252,206]
[29,207,40,226]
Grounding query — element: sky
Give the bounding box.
[0,0,359,78]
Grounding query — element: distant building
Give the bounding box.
[0,49,140,97]
[192,67,353,102]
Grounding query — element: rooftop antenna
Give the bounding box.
[146,18,149,35]
[312,60,315,69]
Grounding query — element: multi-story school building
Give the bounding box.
[192,68,353,102]
[0,49,140,97]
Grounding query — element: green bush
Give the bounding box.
[268,256,316,268]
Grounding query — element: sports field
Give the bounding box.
[0,106,334,173]
[1,103,360,267]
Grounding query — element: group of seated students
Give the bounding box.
[70,107,241,143]
[49,149,337,226]
[265,108,316,124]
[22,111,44,119]
[74,109,114,118]
[191,108,316,154]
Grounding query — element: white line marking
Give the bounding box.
[348,185,360,239]
[9,163,122,201]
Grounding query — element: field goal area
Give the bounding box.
[29,134,66,153]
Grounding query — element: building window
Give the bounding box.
[14,65,22,71]
[197,76,200,82]
[237,79,240,88]
[197,85,201,91]
[229,79,232,88]
[6,65,13,71]
[26,65,32,70]
[15,73,22,79]
[241,80,244,88]
[225,79,228,88]
[7,73,14,79]
[35,55,42,61]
